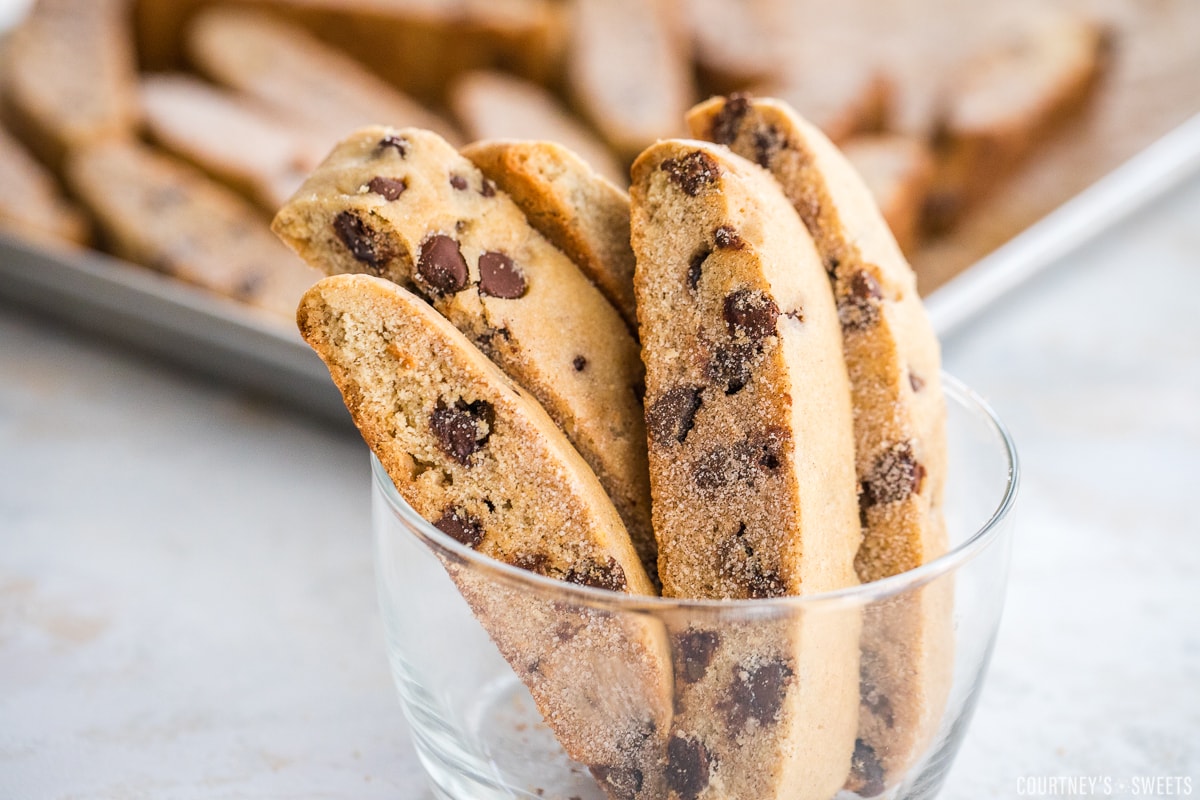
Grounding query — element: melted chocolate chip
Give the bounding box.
[572,355,588,372]
[430,398,494,465]
[706,342,755,395]
[481,177,497,197]
[646,386,703,445]
[752,124,785,168]
[449,174,468,190]
[710,92,751,145]
[861,441,926,507]
[367,175,407,201]
[687,249,710,290]
[565,557,627,592]
[693,428,787,490]
[851,738,887,798]
[723,289,780,343]
[676,630,720,684]
[666,736,711,800]
[417,234,469,295]
[839,269,883,330]
[861,672,896,728]
[713,225,745,249]
[510,553,551,575]
[478,251,527,298]
[434,507,484,548]
[718,524,787,599]
[333,211,399,272]
[721,659,794,731]
[378,135,408,156]
[909,371,925,392]
[661,151,720,196]
[591,764,643,800]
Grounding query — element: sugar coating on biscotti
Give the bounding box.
[296,274,671,799]
[631,139,861,800]
[272,126,656,583]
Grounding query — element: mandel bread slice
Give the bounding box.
[272,126,656,583]
[631,139,861,800]
[297,273,671,799]
[688,94,952,795]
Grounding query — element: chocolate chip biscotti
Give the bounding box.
[689,94,950,795]
[461,138,637,330]
[0,0,138,171]
[65,138,320,319]
[298,273,671,800]
[631,139,860,800]
[272,127,656,581]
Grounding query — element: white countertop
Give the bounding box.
[2,174,1198,797]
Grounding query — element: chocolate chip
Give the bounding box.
[661,150,720,196]
[417,234,469,295]
[666,736,711,800]
[591,764,643,800]
[711,92,751,145]
[706,343,755,395]
[481,177,497,197]
[721,658,794,732]
[687,249,710,290]
[430,398,494,465]
[718,524,787,599]
[434,507,484,548]
[378,135,408,156]
[861,441,926,507]
[909,371,925,392]
[851,739,886,798]
[724,289,780,343]
[449,174,468,190]
[752,124,785,168]
[333,210,399,272]
[478,251,527,298]
[861,670,895,729]
[693,428,787,490]
[565,557,627,592]
[572,355,588,372]
[676,630,720,684]
[367,176,407,201]
[839,269,883,330]
[713,225,745,249]
[510,553,551,575]
[647,386,703,445]
[553,619,580,642]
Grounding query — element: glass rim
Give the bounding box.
[372,372,1019,613]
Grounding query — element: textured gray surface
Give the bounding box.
[1,180,1198,798]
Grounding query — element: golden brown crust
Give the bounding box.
[65,138,319,319]
[272,126,656,581]
[297,273,671,798]
[461,138,637,330]
[632,139,860,800]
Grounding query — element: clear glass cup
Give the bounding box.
[374,374,1018,800]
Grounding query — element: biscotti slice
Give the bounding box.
[924,11,1111,232]
[450,70,625,187]
[65,139,320,319]
[0,123,90,246]
[841,134,935,256]
[689,95,950,794]
[461,139,637,330]
[140,74,330,213]
[298,273,671,800]
[186,7,461,145]
[566,0,694,161]
[272,126,656,581]
[0,0,138,171]
[631,140,860,800]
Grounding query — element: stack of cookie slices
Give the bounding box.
[274,94,950,800]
